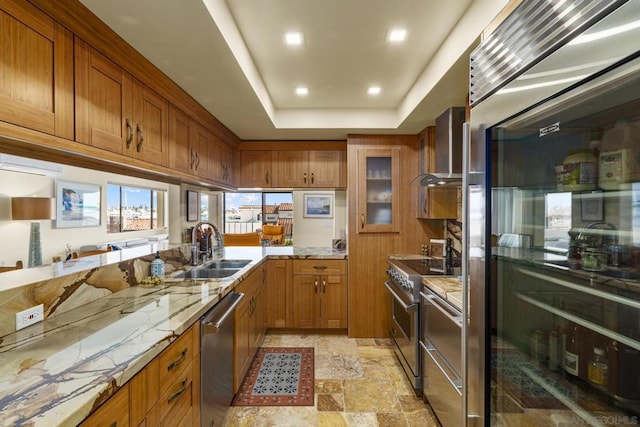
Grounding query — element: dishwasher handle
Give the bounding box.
[203,292,244,335]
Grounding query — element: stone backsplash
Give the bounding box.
[0,247,189,339]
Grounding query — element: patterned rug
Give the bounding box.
[232,347,315,406]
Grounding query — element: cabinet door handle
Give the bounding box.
[167,348,188,371]
[167,378,188,403]
[189,149,194,169]
[303,172,307,184]
[360,214,365,229]
[313,265,327,270]
[136,124,144,152]
[110,422,117,427]
[265,171,269,184]
[311,172,314,184]
[125,119,133,148]
[323,279,326,293]
[314,279,318,294]
[195,152,200,171]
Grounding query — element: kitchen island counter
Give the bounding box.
[0,246,346,426]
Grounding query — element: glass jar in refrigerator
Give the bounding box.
[599,119,640,190]
[562,149,597,191]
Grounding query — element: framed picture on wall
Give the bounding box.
[186,190,199,222]
[55,180,101,228]
[303,193,333,218]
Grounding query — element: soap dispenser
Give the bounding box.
[150,251,165,277]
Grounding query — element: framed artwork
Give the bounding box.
[581,191,604,221]
[186,190,199,222]
[303,193,333,218]
[55,180,101,228]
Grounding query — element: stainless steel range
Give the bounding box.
[385,256,454,395]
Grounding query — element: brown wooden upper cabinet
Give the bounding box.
[239,151,273,188]
[273,150,344,188]
[0,1,74,139]
[416,127,458,219]
[75,38,169,167]
[355,146,400,233]
[211,137,236,187]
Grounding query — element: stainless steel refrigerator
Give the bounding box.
[465,0,640,425]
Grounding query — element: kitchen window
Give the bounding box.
[224,192,293,242]
[106,184,167,233]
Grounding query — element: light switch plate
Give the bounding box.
[16,304,44,330]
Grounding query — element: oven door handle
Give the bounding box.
[420,340,463,395]
[420,291,462,326]
[384,281,418,312]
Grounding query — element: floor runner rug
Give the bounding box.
[232,347,314,406]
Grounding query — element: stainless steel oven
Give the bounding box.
[385,279,420,391]
[421,286,462,427]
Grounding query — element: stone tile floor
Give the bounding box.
[224,333,440,427]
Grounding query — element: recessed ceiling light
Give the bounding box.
[367,86,381,95]
[285,32,304,46]
[296,86,309,96]
[387,28,407,43]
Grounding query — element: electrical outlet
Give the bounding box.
[16,304,44,330]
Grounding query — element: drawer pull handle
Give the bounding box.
[167,348,188,371]
[136,124,144,152]
[110,422,117,427]
[167,378,188,403]
[313,265,327,270]
[125,119,133,148]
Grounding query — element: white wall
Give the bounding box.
[292,190,346,247]
[0,164,175,267]
[169,184,223,245]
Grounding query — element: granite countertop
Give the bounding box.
[422,276,463,311]
[0,246,346,426]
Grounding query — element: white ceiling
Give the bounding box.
[79,0,509,140]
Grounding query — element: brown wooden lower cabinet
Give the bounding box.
[266,259,291,328]
[290,260,347,329]
[80,322,200,427]
[79,383,130,427]
[233,266,266,393]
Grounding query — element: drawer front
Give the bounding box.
[293,260,346,275]
[158,327,195,393]
[80,383,129,427]
[159,362,194,427]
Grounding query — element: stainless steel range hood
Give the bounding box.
[414,107,465,186]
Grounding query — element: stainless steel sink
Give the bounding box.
[174,268,240,279]
[206,259,252,269]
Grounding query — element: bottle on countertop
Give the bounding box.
[564,323,581,377]
[150,251,165,277]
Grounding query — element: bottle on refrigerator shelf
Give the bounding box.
[564,323,580,377]
[588,347,609,391]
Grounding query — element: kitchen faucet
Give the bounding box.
[576,221,619,248]
[191,222,223,266]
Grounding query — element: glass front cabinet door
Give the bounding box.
[356,147,400,233]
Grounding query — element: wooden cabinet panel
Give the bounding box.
[234,266,265,392]
[212,137,235,186]
[309,150,344,187]
[75,38,133,155]
[0,0,73,138]
[273,150,344,188]
[355,147,401,233]
[158,326,195,393]
[80,383,130,427]
[133,82,169,166]
[158,361,193,427]
[130,358,159,427]
[292,260,347,329]
[239,151,272,187]
[291,274,320,328]
[266,259,291,328]
[293,260,347,275]
[417,127,458,219]
[191,122,212,179]
[320,274,348,329]
[274,150,307,187]
[168,105,194,174]
[76,38,169,167]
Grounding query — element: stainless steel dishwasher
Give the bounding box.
[201,292,244,427]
